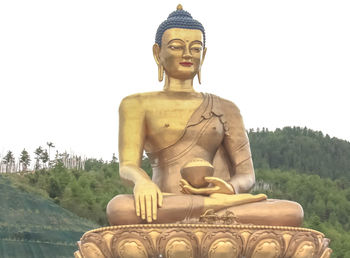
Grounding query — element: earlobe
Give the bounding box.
[158,65,164,82]
[153,43,164,82]
[197,47,207,84]
[201,47,207,65]
[197,69,202,84]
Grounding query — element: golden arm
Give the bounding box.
[222,101,255,194]
[118,96,148,183]
[118,95,163,222]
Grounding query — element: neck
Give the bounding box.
[163,75,195,92]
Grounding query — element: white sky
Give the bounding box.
[1,0,349,161]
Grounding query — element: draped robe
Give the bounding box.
[145,93,255,194]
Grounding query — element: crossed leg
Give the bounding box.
[106,193,303,227]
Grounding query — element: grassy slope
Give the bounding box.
[0,175,98,258]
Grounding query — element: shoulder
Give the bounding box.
[207,93,246,133]
[120,91,158,103]
[207,93,241,114]
[119,91,163,111]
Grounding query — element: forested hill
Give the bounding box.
[0,175,98,258]
[248,127,350,180]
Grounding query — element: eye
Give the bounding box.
[169,45,183,50]
[190,47,202,53]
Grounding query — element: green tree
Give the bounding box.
[111,153,118,164]
[2,150,15,172]
[248,126,350,180]
[48,177,61,199]
[19,149,31,171]
[46,142,55,167]
[40,149,49,169]
[34,146,43,170]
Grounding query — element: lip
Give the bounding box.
[179,62,193,67]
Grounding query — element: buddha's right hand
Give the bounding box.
[134,180,163,223]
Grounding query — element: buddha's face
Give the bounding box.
[155,28,205,80]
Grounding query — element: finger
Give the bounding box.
[157,189,163,207]
[179,183,187,192]
[204,177,222,185]
[183,185,204,195]
[183,185,195,193]
[226,193,268,206]
[152,194,157,221]
[242,194,267,203]
[180,183,190,194]
[186,185,220,195]
[205,177,231,193]
[181,185,191,194]
[140,194,146,220]
[180,179,187,184]
[204,176,217,182]
[208,186,221,192]
[255,193,268,201]
[179,179,190,187]
[135,195,140,217]
[145,195,152,222]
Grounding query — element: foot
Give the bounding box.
[204,193,267,211]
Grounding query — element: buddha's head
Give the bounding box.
[153,4,207,83]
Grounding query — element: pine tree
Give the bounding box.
[46,142,55,168]
[2,151,15,173]
[19,149,31,172]
[40,149,49,169]
[34,146,43,170]
[111,153,118,163]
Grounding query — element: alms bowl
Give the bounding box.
[180,159,214,188]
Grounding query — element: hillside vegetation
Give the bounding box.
[253,169,350,257]
[249,126,350,180]
[0,175,98,258]
[2,127,350,257]
[8,160,133,226]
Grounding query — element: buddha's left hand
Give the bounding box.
[180,177,235,195]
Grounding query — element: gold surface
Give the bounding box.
[98,4,332,257]
[75,224,332,258]
[113,16,298,226]
[180,158,214,188]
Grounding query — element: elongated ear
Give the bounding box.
[153,43,164,82]
[198,47,207,84]
[153,43,161,65]
[201,47,207,66]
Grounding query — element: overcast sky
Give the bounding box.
[1,0,349,161]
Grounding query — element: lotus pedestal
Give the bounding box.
[74,224,332,258]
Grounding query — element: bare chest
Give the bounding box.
[144,99,202,151]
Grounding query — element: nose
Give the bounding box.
[182,47,192,60]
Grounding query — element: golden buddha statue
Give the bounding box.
[75,5,332,258]
[106,4,303,227]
